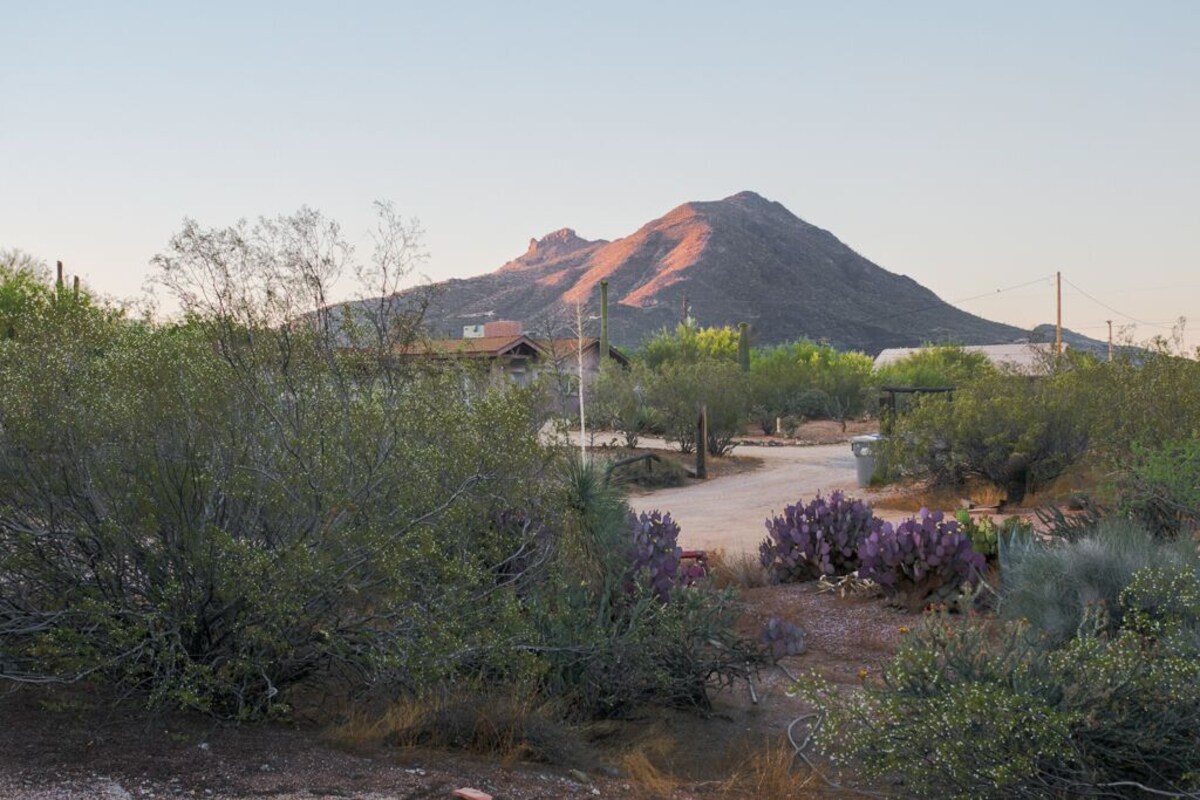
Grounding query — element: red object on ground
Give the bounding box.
[452,789,493,800]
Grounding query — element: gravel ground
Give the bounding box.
[626,438,874,554]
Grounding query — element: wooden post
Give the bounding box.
[738,322,750,371]
[1055,271,1062,356]
[56,261,64,292]
[695,403,707,479]
[1106,320,1113,362]
[73,275,80,300]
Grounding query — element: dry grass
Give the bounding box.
[706,548,771,589]
[872,479,1004,513]
[621,750,680,799]
[327,690,594,768]
[717,738,825,798]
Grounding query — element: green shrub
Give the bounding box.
[873,344,996,389]
[605,452,687,489]
[591,360,657,448]
[639,322,739,369]
[954,511,1031,558]
[645,359,749,456]
[802,569,1200,798]
[889,371,1090,504]
[1120,438,1200,538]
[999,519,1198,644]
[747,339,871,430]
[534,462,763,717]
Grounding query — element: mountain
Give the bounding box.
[376,191,1083,354]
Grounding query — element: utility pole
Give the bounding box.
[599,280,609,362]
[1106,320,1113,362]
[680,294,690,327]
[1055,271,1063,356]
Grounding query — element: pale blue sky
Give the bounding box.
[3,2,1198,347]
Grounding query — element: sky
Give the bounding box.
[3,1,1198,349]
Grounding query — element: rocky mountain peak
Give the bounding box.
[526,227,591,257]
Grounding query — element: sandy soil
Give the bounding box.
[625,436,912,555]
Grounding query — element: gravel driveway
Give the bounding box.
[626,438,861,554]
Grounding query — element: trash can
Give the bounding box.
[850,434,884,488]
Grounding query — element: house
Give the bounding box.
[400,326,628,387]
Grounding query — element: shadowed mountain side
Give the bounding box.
[355,191,1095,353]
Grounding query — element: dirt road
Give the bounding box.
[626,438,862,554]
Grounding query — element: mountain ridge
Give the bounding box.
[368,191,1100,354]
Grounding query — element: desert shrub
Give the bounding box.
[591,360,656,448]
[873,343,996,389]
[790,388,831,420]
[1119,438,1200,538]
[0,212,605,720]
[533,463,763,718]
[953,511,1032,558]
[889,370,1090,504]
[1033,495,1107,542]
[645,359,749,456]
[999,518,1198,644]
[705,549,771,589]
[779,414,802,438]
[759,491,883,581]
[1086,341,1200,456]
[803,571,1200,798]
[604,452,686,489]
[639,322,739,369]
[857,509,986,607]
[331,690,594,767]
[746,339,872,433]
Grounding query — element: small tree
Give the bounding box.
[891,371,1089,504]
[592,360,656,447]
[640,322,739,369]
[646,360,749,456]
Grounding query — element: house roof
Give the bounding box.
[399,335,629,365]
[873,342,1061,375]
[539,338,631,366]
[402,335,543,358]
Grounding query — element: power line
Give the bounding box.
[867,274,1056,326]
[1061,277,1176,330]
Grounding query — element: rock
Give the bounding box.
[94,778,133,800]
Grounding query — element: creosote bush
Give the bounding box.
[889,370,1090,505]
[800,562,1200,798]
[531,462,765,718]
[1120,438,1200,538]
[0,211,762,725]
